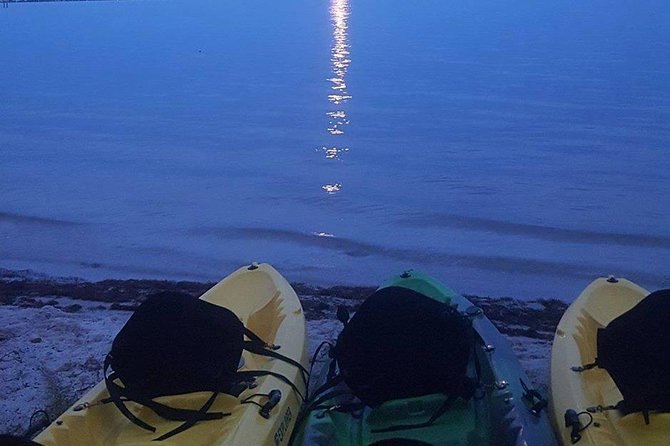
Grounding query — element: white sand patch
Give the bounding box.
[306,319,340,356]
[0,301,130,435]
[509,336,552,393]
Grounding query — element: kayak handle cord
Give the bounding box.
[564,409,593,444]
[240,389,283,418]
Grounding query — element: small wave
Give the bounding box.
[400,213,670,249]
[0,211,82,227]
[197,226,666,284]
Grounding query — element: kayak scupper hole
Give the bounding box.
[556,329,565,338]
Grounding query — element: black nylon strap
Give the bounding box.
[139,397,226,422]
[153,391,222,441]
[287,382,352,446]
[104,354,230,439]
[244,327,275,348]
[104,356,156,432]
[243,327,308,373]
[322,401,366,414]
[243,340,309,385]
[571,361,599,372]
[304,387,352,414]
[105,370,226,422]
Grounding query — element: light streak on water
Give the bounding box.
[321,0,351,194]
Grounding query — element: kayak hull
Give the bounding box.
[549,276,670,445]
[293,271,557,446]
[35,263,308,446]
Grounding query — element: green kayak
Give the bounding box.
[291,271,557,446]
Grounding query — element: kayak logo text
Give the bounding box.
[274,406,293,446]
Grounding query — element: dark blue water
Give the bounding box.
[1,0,669,299]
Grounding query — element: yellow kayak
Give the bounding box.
[549,276,670,445]
[34,263,308,446]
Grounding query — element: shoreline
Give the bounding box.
[1,267,567,339]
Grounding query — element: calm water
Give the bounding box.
[1,0,669,299]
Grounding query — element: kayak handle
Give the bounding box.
[564,409,593,444]
[564,409,582,443]
[260,389,282,419]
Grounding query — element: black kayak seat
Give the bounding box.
[597,289,670,419]
[335,286,473,408]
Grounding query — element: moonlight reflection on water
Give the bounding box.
[321,0,351,194]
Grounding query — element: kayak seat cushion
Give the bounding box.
[335,286,472,407]
[597,289,670,415]
[109,292,245,398]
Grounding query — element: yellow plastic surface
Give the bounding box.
[34,263,308,446]
[550,277,670,445]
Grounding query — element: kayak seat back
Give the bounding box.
[110,292,245,399]
[335,286,473,407]
[597,289,670,419]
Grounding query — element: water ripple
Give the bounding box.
[0,211,82,227]
[400,213,670,249]
[196,226,667,284]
